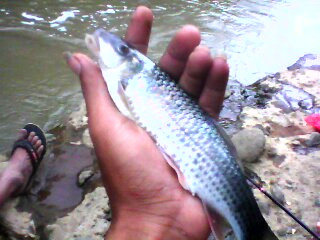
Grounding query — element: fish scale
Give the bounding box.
[125,66,262,239]
[86,29,279,240]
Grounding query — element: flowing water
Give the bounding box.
[1,0,320,152]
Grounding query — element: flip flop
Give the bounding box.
[10,123,47,195]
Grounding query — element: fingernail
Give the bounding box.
[215,51,227,61]
[63,51,81,76]
[194,45,210,53]
[17,131,24,139]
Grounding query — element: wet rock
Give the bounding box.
[45,187,110,240]
[305,132,320,147]
[274,84,315,112]
[224,89,232,99]
[67,101,88,131]
[0,199,36,239]
[82,128,93,148]
[231,128,266,163]
[270,185,285,205]
[78,169,94,186]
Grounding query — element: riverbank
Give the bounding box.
[0,54,319,240]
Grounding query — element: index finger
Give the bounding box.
[125,6,153,54]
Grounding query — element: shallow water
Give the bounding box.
[1,0,320,152]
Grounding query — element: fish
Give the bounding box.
[85,28,279,240]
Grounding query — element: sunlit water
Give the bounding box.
[1,0,320,152]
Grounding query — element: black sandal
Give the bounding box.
[10,123,47,195]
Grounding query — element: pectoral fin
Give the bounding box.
[201,201,234,240]
[158,146,191,193]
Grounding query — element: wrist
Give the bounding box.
[105,209,190,240]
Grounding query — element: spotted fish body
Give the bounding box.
[86,29,278,240]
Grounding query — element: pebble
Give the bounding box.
[78,169,94,186]
[270,184,285,205]
[82,128,93,148]
[231,128,266,163]
[305,132,320,147]
[276,227,288,237]
[266,147,277,158]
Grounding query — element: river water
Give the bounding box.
[1,0,320,152]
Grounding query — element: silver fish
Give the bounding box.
[85,29,278,240]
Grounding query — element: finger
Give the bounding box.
[159,25,201,79]
[65,53,126,141]
[179,46,212,97]
[199,57,229,119]
[17,129,27,140]
[35,139,42,149]
[125,6,153,54]
[37,145,44,156]
[31,136,39,145]
[28,132,35,142]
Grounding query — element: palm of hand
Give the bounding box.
[100,115,210,239]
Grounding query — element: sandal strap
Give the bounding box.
[11,139,39,170]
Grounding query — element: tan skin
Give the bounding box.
[66,6,229,240]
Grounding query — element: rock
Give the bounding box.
[224,89,232,99]
[270,185,285,205]
[305,132,320,147]
[67,101,88,131]
[78,169,94,186]
[45,187,110,240]
[266,147,277,158]
[315,197,320,207]
[272,115,293,128]
[257,199,271,215]
[0,199,36,239]
[82,128,93,148]
[231,128,266,163]
[276,227,288,237]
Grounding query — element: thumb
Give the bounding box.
[65,52,125,142]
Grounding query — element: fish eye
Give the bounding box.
[118,44,130,56]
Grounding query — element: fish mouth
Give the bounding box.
[85,32,100,58]
[86,29,131,69]
[86,29,126,57]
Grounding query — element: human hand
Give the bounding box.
[66,6,229,240]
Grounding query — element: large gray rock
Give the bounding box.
[45,187,110,240]
[231,128,266,163]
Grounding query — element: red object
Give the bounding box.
[305,114,320,131]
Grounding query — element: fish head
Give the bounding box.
[85,29,146,80]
